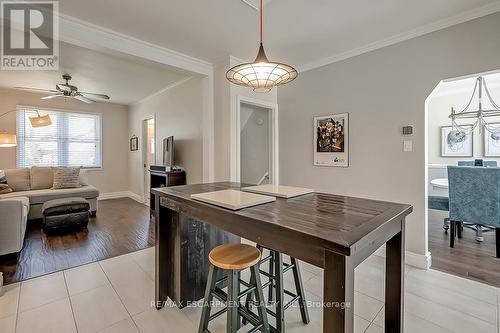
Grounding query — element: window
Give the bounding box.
[17,107,102,168]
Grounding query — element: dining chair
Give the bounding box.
[457,160,498,167]
[428,195,450,231]
[448,166,500,258]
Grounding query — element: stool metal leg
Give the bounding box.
[251,264,270,333]
[274,252,285,332]
[198,265,218,333]
[290,257,310,324]
[237,271,241,330]
[227,270,239,333]
[268,250,275,303]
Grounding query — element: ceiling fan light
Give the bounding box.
[29,114,52,127]
[0,132,17,147]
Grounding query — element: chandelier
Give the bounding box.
[448,76,500,146]
[226,0,297,92]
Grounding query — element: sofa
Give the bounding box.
[0,167,99,255]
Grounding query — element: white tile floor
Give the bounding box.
[0,246,498,333]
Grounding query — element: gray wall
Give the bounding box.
[277,12,500,259]
[128,78,204,198]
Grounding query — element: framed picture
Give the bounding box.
[484,122,500,157]
[130,135,139,151]
[313,113,349,167]
[440,125,473,157]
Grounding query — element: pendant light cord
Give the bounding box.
[260,0,263,44]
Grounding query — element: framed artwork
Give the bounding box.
[440,125,473,157]
[130,135,139,151]
[484,122,500,157]
[313,113,349,167]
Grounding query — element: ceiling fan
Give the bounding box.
[14,74,110,104]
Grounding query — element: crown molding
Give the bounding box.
[239,0,273,11]
[58,13,214,76]
[298,1,500,73]
[132,76,194,106]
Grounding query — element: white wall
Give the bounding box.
[128,77,204,198]
[240,104,270,184]
[277,12,500,265]
[428,83,500,165]
[0,88,129,194]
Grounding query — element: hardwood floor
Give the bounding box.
[428,209,500,287]
[0,197,154,285]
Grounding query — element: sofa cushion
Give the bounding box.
[4,168,30,191]
[52,167,81,189]
[0,185,99,204]
[30,167,54,190]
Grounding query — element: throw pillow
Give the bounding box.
[0,170,13,194]
[52,167,82,189]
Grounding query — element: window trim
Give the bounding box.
[16,105,103,169]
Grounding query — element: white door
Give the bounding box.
[143,118,155,203]
[240,103,271,185]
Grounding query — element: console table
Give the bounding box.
[149,167,186,216]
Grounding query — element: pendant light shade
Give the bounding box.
[0,132,17,147]
[226,0,297,92]
[29,113,52,127]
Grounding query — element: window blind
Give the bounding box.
[16,107,102,168]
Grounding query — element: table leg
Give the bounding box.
[155,196,179,309]
[323,250,354,333]
[385,219,405,333]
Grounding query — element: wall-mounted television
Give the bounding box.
[163,136,174,168]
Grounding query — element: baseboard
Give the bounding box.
[98,191,145,204]
[373,245,432,270]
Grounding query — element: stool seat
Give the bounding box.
[209,244,261,270]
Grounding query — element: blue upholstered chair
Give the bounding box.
[448,166,500,258]
[428,195,450,231]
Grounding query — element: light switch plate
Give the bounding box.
[403,140,413,152]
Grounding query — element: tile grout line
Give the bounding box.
[13,274,70,317]
[14,282,22,333]
[407,269,498,306]
[98,259,143,333]
[405,287,497,325]
[62,271,79,333]
[408,292,494,331]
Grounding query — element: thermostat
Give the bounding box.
[402,126,413,136]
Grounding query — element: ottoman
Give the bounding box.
[42,197,90,232]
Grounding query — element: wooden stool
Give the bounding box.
[198,244,270,333]
[243,245,310,332]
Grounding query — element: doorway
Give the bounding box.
[240,103,272,184]
[142,116,156,204]
[425,70,500,287]
[232,97,278,185]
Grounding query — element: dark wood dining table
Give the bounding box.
[153,182,413,333]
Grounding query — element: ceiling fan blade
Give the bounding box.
[14,86,59,94]
[56,84,72,93]
[41,94,64,100]
[78,92,110,100]
[73,95,94,104]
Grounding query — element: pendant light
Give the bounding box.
[29,110,52,127]
[226,0,297,92]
